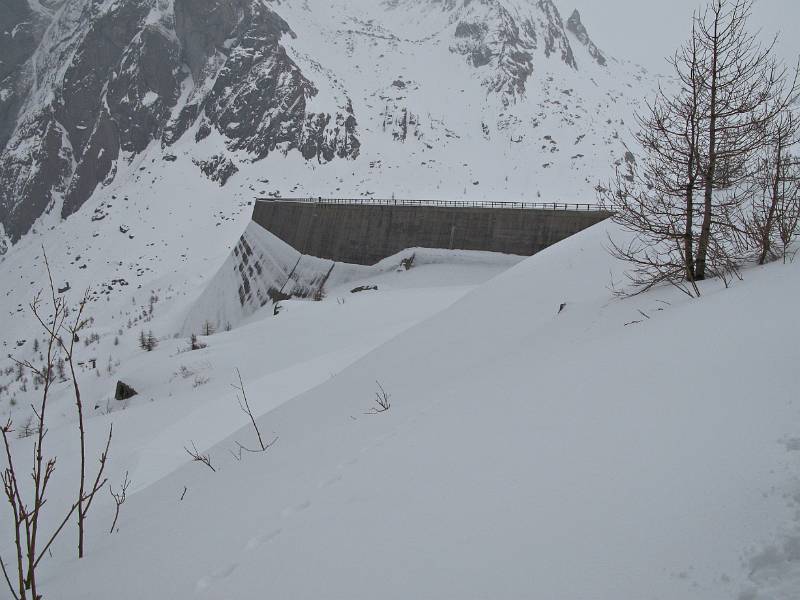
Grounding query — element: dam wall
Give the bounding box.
[251,199,611,265]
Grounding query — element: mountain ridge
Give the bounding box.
[0,0,651,249]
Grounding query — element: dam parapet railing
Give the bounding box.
[255,197,605,212]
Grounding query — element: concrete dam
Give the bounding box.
[252,198,612,265]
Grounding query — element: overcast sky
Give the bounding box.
[572,0,800,74]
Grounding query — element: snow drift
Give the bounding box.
[8,218,798,600]
[183,219,524,333]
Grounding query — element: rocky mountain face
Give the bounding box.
[0,0,643,249]
[0,0,360,244]
[390,0,609,102]
[566,9,607,67]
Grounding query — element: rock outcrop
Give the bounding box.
[0,0,617,247]
[566,9,607,67]
[0,0,359,243]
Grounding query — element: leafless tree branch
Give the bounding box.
[365,381,391,415]
[109,471,131,534]
[184,441,216,472]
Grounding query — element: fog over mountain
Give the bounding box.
[575,0,800,73]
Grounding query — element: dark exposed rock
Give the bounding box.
[454,21,489,40]
[192,155,239,186]
[448,0,577,104]
[0,0,174,241]
[0,0,40,151]
[105,25,183,154]
[0,110,72,241]
[114,381,138,401]
[62,109,121,219]
[453,21,494,68]
[165,0,360,163]
[351,285,379,294]
[537,1,576,68]
[173,0,244,82]
[0,0,360,244]
[0,0,610,248]
[566,10,607,67]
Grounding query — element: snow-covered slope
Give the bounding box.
[0,0,650,248]
[0,0,651,414]
[3,220,799,599]
[183,219,522,333]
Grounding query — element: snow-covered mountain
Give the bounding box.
[0,0,651,429]
[0,0,650,248]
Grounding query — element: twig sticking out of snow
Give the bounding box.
[365,381,391,415]
[230,369,278,457]
[109,471,131,534]
[184,441,216,472]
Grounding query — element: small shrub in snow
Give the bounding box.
[193,375,210,388]
[365,381,391,415]
[16,416,38,439]
[400,253,416,271]
[176,365,194,380]
[190,333,207,351]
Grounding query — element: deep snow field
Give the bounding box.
[1,211,799,599]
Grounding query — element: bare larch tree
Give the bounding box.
[605,0,799,294]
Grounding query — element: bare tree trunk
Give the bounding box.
[602,21,705,297]
[63,322,88,559]
[685,33,702,283]
[41,253,93,559]
[695,2,721,281]
[758,137,783,264]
